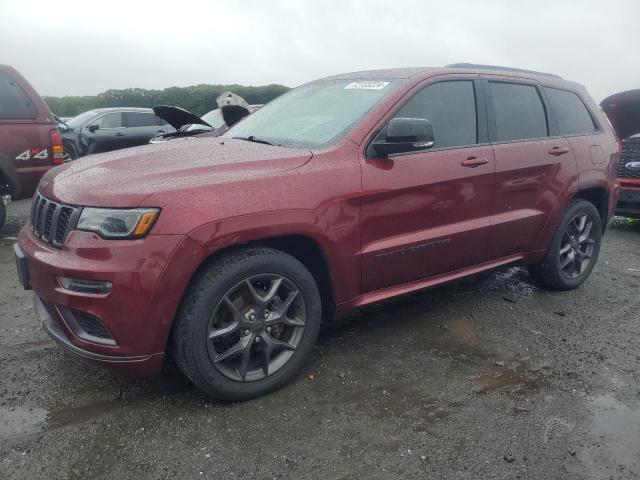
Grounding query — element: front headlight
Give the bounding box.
[76,208,160,239]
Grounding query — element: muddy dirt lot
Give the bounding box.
[1,198,639,480]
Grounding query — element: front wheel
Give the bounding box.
[171,247,322,401]
[530,199,602,290]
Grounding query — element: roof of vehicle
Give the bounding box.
[319,64,572,85]
[84,107,154,113]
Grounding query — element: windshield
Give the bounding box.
[65,110,101,129]
[186,108,224,131]
[223,80,398,148]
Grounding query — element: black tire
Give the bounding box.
[0,200,5,233]
[63,146,78,162]
[530,199,602,290]
[171,247,322,401]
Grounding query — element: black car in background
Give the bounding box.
[59,107,174,159]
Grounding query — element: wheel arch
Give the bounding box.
[572,185,609,231]
[189,234,336,322]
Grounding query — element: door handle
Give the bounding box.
[115,132,125,137]
[461,156,489,167]
[548,146,570,156]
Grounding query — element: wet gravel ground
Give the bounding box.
[1,198,639,480]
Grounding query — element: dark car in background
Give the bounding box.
[601,89,640,218]
[150,92,261,143]
[0,64,64,230]
[60,107,174,159]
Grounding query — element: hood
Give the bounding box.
[153,105,211,131]
[217,91,252,127]
[43,138,312,207]
[600,89,640,140]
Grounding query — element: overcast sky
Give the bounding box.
[1,0,638,101]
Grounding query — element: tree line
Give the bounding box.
[43,83,291,118]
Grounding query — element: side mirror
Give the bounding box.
[87,124,99,133]
[372,117,435,156]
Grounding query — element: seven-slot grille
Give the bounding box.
[30,191,80,247]
[618,137,640,179]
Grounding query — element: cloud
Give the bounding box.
[1,0,638,101]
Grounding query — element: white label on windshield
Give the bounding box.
[344,81,389,90]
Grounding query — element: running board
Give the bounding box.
[336,253,525,317]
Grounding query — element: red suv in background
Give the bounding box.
[0,65,64,230]
[15,64,620,401]
[601,89,640,218]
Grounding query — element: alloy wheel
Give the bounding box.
[558,213,596,279]
[206,274,306,382]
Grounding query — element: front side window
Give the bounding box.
[544,87,596,135]
[489,82,548,142]
[0,72,37,119]
[393,80,477,149]
[224,80,399,149]
[92,112,122,129]
[124,112,157,128]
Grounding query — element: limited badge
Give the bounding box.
[344,81,389,90]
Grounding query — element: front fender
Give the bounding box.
[147,209,361,354]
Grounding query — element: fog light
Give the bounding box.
[58,277,112,294]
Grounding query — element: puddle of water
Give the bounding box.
[0,398,128,441]
[446,318,479,346]
[0,406,48,439]
[582,395,640,477]
[475,366,545,394]
[47,399,125,428]
[482,267,536,296]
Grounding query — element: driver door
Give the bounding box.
[85,112,126,153]
[359,77,495,292]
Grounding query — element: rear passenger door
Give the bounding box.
[483,79,576,259]
[123,112,168,147]
[360,77,495,292]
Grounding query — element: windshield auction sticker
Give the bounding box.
[344,81,390,90]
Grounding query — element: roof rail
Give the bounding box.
[446,63,562,80]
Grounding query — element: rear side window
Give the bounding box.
[394,80,477,149]
[0,72,37,119]
[544,87,596,135]
[124,112,158,127]
[489,82,548,142]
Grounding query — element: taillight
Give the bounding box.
[49,129,64,165]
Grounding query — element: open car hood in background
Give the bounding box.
[600,89,640,140]
[153,105,212,131]
[217,91,253,127]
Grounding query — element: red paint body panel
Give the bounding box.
[0,65,58,199]
[17,66,619,377]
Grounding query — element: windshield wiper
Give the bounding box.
[233,135,277,146]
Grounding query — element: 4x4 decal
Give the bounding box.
[15,149,48,161]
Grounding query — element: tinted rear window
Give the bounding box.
[489,82,548,142]
[544,87,596,135]
[0,72,37,119]
[124,112,158,127]
[394,80,477,149]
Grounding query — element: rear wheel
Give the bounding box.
[171,247,322,401]
[530,199,602,290]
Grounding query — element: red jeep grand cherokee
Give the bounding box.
[15,65,620,401]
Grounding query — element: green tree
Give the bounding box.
[44,84,290,117]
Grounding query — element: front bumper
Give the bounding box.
[17,226,189,376]
[616,182,640,218]
[35,296,164,376]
